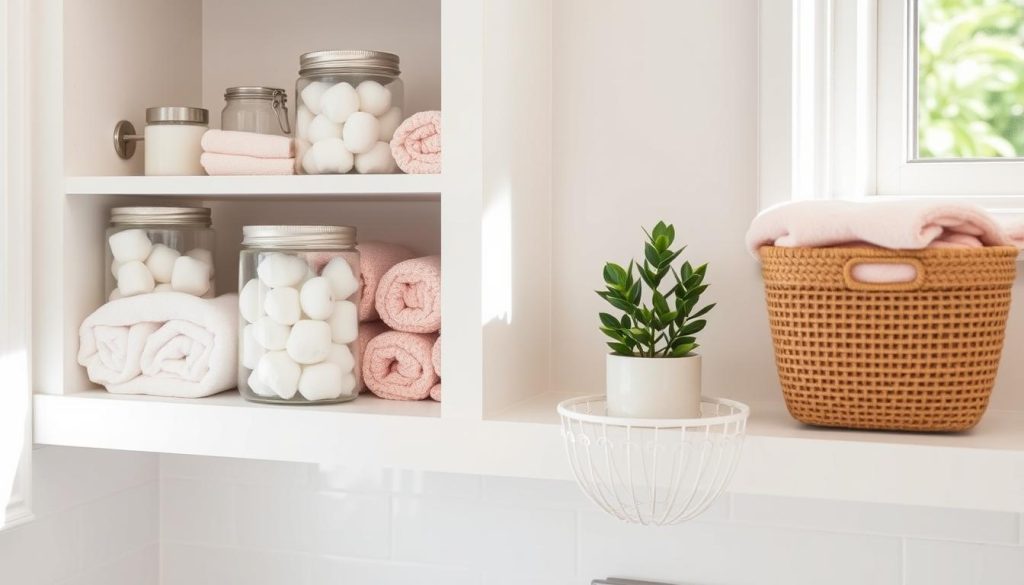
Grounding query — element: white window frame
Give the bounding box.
[0,0,33,530]
[759,0,1024,213]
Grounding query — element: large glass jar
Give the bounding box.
[144,106,209,176]
[238,225,362,405]
[105,207,216,300]
[221,86,291,136]
[295,50,404,174]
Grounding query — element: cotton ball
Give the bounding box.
[285,319,332,365]
[253,316,291,351]
[321,257,359,299]
[302,145,320,174]
[300,81,330,115]
[321,82,360,124]
[295,138,311,174]
[242,324,266,370]
[356,80,391,116]
[108,288,123,302]
[299,277,335,320]
[264,286,301,325]
[257,253,308,288]
[185,248,215,276]
[170,256,211,296]
[377,107,403,141]
[255,351,301,399]
[306,138,354,174]
[111,259,125,278]
[327,300,358,344]
[296,105,314,139]
[145,244,181,283]
[354,141,397,174]
[239,278,268,323]
[154,283,174,292]
[247,369,276,398]
[339,373,357,396]
[109,229,152,262]
[298,362,344,401]
[342,112,380,154]
[116,261,155,296]
[325,343,355,374]
[307,114,343,143]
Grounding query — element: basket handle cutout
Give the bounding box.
[842,257,925,292]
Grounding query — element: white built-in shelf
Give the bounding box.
[33,390,1024,512]
[64,174,442,199]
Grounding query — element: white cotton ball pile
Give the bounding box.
[295,78,400,174]
[107,229,214,300]
[238,253,362,402]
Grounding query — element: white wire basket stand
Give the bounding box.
[558,395,749,526]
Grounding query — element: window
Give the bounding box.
[759,0,1024,209]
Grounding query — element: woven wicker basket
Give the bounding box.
[759,246,1017,432]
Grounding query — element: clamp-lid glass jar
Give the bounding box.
[221,86,291,136]
[144,106,209,176]
[295,50,403,174]
[106,206,216,300]
[238,225,362,404]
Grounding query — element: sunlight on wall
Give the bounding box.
[0,349,28,527]
[481,188,512,325]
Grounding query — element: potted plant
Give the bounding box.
[597,221,715,419]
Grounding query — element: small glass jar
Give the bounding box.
[221,86,291,135]
[238,225,362,405]
[106,207,216,300]
[295,50,404,174]
[144,106,209,176]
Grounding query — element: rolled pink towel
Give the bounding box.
[201,129,294,159]
[357,242,416,321]
[363,331,439,401]
[429,336,441,402]
[375,256,441,333]
[390,111,441,174]
[200,153,295,176]
[356,321,390,394]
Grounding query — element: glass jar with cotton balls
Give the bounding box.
[295,50,404,174]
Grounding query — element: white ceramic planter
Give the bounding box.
[606,353,702,419]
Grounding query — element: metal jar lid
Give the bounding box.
[225,87,288,101]
[111,206,212,227]
[145,106,209,125]
[298,50,400,77]
[242,225,357,249]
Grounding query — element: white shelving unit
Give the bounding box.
[65,175,442,198]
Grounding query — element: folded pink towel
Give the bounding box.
[375,256,441,333]
[201,129,294,159]
[363,331,439,401]
[429,336,441,402]
[390,111,441,174]
[747,200,1024,283]
[200,153,295,176]
[357,242,416,321]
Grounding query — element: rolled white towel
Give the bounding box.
[77,293,238,398]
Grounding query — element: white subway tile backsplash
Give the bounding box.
[731,494,1022,544]
[0,510,83,585]
[576,509,903,585]
[307,491,391,559]
[80,483,158,566]
[388,469,484,499]
[904,539,1024,585]
[59,545,159,585]
[160,477,237,546]
[32,447,157,516]
[160,453,312,487]
[161,542,310,585]
[308,556,476,585]
[232,483,312,553]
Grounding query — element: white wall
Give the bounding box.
[0,447,158,585]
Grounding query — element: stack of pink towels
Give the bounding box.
[358,253,442,402]
[200,130,295,176]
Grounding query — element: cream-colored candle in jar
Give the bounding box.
[144,106,209,176]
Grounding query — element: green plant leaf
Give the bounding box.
[629,280,642,304]
[679,319,707,335]
[599,312,620,329]
[680,261,693,282]
[670,343,696,357]
[644,243,660,267]
[671,336,696,348]
[652,291,670,314]
[683,283,709,300]
[603,295,635,313]
[600,326,625,340]
[607,342,632,355]
[689,303,716,319]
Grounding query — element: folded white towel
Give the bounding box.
[78,293,238,398]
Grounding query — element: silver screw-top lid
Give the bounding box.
[298,50,400,77]
[242,225,357,249]
[110,206,212,227]
[145,106,209,125]
[224,86,288,101]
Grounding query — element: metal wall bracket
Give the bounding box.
[112,120,144,159]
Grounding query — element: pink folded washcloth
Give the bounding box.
[201,129,294,159]
[356,242,416,321]
[356,321,390,394]
[429,336,441,402]
[363,331,439,401]
[375,256,441,333]
[746,200,1023,283]
[390,111,441,174]
[200,153,295,176]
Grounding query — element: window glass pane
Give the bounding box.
[917,0,1024,159]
